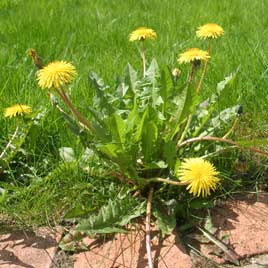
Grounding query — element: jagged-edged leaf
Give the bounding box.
[44,162,77,181]
[60,108,81,136]
[74,196,145,235]
[194,68,239,137]
[167,83,199,140]
[146,58,159,81]
[90,227,127,234]
[116,82,129,97]
[142,161,167,170]
[189,199,214,209]
[118,201,146,226]
[160,67,173,115]
[135,107,148,141]
[153,208,176,236]
[215,66,240,98]
[97,143,136,177]
[163,141,177,168]
[88,71,105,90]
[199,105,240,137]
[89,71,114,115]
[64,205,89,219]
[179,84,200,123]
[86,106,106,128]
[91,122,110,142]
[97,143,119,159]
[83,106,111,142]
[142,121,158,162]
[107,113,126,145]
[210,105,239,129]
[125,103,139,134]
[152,94,164,108]
[124,63,138,94]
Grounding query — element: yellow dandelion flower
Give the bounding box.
[129,27,157,42]
[178,48,210,64]
[196,23,224,39]
[37,61,77,89]
[177,158,220,197]
[4,104,32,118]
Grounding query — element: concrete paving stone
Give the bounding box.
[201,193,268,264]
[3,193,267,268]
[73,228,192,268]
[0,227,62,268]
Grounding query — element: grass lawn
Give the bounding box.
[0,0,268,227]
[1,0,268,134]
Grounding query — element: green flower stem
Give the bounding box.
[177,135,268,157]
[196,41,212,93]
[146,188,154,268]
[55,87,95,133]
[141,40,146,77]
[147,177,188,186]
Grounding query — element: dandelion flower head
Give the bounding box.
[27,48,44,69]
[4,104,32,118]
[178,48,210,64]
[196,23,224,39]
[177,158,220,197]
[37,61,77,89]
[129,27,157,41]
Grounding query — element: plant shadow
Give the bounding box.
[77,224,190,268]
[0,228,59,268]
[184,192,268,267]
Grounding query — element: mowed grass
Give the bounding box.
[1,0,268,225]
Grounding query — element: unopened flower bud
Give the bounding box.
[236,105,243,116]
[27,48,44,69]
